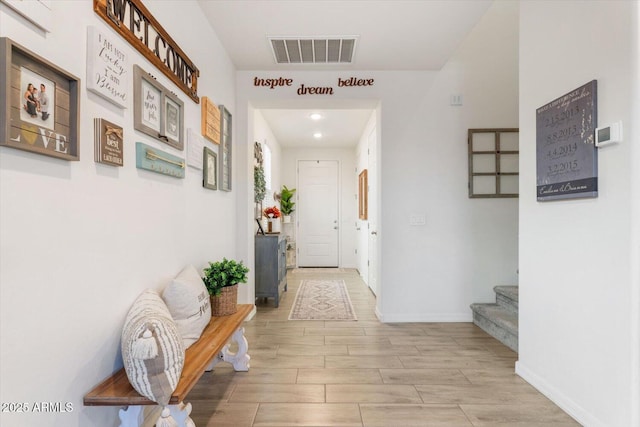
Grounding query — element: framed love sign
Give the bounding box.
[0,37,80,161]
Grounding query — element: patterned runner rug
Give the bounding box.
[288,279,357,321]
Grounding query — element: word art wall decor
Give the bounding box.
[94,118,123,166]
[133,65,184,151]
[253,76,375,96]
[86,26,128,108]
[93,0,200,103]
[536,80,598,201]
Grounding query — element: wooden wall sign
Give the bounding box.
[93,0,200,103]
[0,37,80,161]
[94,118,123,166]
[135,142,185,178]
[536,80,598,201]
[86,26,128,108]
[201,96,220,144]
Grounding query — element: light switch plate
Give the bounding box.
[409,213,426,226]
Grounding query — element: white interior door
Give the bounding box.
[367,129,378,295]
[297,160,339,267]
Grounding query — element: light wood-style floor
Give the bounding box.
[189,269,580,426]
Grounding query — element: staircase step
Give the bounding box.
[494,285,518,313]
[470,303,518,352]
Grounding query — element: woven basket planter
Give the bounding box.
[210,284,238,316]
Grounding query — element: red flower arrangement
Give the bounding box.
[264,206,281,218]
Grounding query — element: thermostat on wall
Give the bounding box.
[595,121,623,147]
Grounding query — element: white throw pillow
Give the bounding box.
[162,264,211,348]
[121,289,184,406]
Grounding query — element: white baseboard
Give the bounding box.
[515,361,605,427]
[376,312,472,323]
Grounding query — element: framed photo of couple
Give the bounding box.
[133,64,184,151]
[0,37,80,161]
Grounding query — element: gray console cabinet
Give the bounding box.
[255,234,287,307]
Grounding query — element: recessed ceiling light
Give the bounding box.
[313,132,322,139]
[310,113,322,120]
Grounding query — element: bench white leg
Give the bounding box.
[118,405,143,427]
[206,327,251,372]
[117,403,194,427]
[166,402,195,427]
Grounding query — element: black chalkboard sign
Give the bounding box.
[536,80,598,201]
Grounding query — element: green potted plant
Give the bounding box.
[279,185,296,223]
[203,258,249,316]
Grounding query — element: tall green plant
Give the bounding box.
[202,258,249,296]
[280,185,296,215]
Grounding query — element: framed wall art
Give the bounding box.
[86,26,128,108]
[94,118,123,166]
[536,80,598,201]
[201,96,220,144]
[135,142,185,178]
[133,64,184,151]
[218,105,232,191]
[186,128,204,169]
[0,37,80,161]
[203,147,217,190]
[358,169,368,220]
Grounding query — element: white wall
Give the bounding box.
[379,0,519,321]
[517,1,639,426]
[281,147,357,268]
[0,2,237,426]
[236,1,519,322]
[632,6,640,425]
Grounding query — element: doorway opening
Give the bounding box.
[251,103,380,305]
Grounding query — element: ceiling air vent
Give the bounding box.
[269,37,358,64]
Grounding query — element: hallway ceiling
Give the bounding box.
[198,0,493,148]
[198,0,493,71]
[260,109,374,148]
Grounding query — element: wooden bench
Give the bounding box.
[84,304,253,427]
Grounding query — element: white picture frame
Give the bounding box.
[86,26,128,108]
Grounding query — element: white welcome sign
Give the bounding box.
[86,26,128,108]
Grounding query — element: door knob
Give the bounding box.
[371,231,377,235]
[334,226,339,230]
